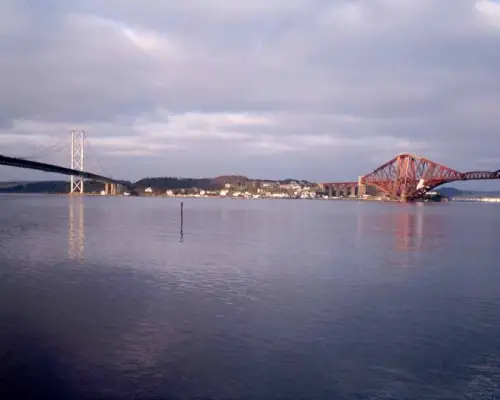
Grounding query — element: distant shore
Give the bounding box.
[50,192,399,202]
[6,192,500,203]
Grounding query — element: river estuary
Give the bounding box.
[1,195,500,399]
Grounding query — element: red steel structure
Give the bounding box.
[360,153,500,201]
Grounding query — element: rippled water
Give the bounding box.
[1,194,500,399]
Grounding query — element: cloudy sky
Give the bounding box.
[1,0,500,183]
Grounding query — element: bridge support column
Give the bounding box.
[328,185,333,198]
[358,176,366,197]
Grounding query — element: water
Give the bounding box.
[1,195,500,399]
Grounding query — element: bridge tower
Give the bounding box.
[70,130,85,194]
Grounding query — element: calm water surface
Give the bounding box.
[1,195,500,399]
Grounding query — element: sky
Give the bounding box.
[1,0,500,184]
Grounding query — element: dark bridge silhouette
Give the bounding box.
[0,154,134,193]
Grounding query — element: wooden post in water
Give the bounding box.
[180,202,184,238]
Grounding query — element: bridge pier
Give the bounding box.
[330,184,340,197]
[326,183,363,198]
[103,183,119,196]
[341,185,347,197]
[323,181,366,198]
[358,176,366,197]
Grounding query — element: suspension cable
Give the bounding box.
[20,138,70,161]
[83,132,109,177]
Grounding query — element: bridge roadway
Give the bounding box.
[0,154,133,191]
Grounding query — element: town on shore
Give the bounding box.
[142,181,359,200]
[124,175,386,200]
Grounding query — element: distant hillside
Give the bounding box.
[212,175,249,186]
[0,180,106,194]
[0,181,31,189]
[134,176,266,191]
[0,176,263,193]
[133,176,318,192]
[436,187,464,197]
[134,177,218,191]
[0,181,68,193]
[437,187,500,198]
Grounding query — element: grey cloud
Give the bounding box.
[1,0,500,182]
[1,10,160,122]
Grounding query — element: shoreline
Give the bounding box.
[7,192,499,203]
[0,192,401,202]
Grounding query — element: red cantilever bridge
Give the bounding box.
[324,153,500,202]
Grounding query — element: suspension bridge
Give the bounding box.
[0,131,135,195]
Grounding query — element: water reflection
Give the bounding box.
[356,202,365,244]
[398,204,449,253]
[359,204,449,267]
[393,204,425,253]
[68,197,85,261]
